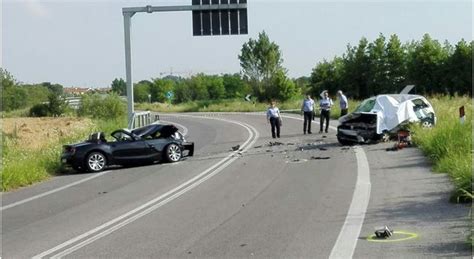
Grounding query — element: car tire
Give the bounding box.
[165,143,182,163]
[337,136,353,146]
[85,151,107,172]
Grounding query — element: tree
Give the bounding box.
[206,75,225,100]
[367,33,387,95]
[342,37,371,98]
[444,39,472,95]
[222,74,249,98]
[239,31,296,101]
[385,34,408,93]
[407,33,448,94]
[310,57,344,98]
[47,92,67,116]
[1,69,28,111]
[111,78,127,96]
[150,79,175,103]
[41,82,63,96]
[133,82,150,103]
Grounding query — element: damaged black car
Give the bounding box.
[61,123,194,172]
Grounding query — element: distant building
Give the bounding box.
[63,87,112,96]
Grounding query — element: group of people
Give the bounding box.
[266,90,348,139]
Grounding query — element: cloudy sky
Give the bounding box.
[2,0,472,87]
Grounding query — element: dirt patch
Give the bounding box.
[3,117,94,150]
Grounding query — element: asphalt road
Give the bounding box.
[1,113,470,258]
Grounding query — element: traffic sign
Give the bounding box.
[192,0,248,36]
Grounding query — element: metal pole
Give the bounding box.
[123,12,134,124]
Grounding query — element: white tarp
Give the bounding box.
[370,95,431,134]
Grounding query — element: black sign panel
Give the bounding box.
[192,0,248,36]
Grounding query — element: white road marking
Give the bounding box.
[329,146,371,259]
[34,116,259,259]
[0,171,112,211]
[3,119,185,212]
[279,114,371,258]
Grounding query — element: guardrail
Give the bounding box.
[128,111,153,129]
[65,97,81,109]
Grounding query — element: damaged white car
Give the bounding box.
[337,86,436,145]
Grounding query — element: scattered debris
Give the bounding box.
[269,141,284,146]
[375,226,393,239]
[322,136,327,138]
[254,145,262,149]
[240,244,247,247]
[341,147,350,150]
[311,156,330,160]
[287,143,295,145]
[318,147,328,151]
[98,191,108,195]
[266,149,272,152]
[232,145,240,151]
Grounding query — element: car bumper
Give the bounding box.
[183,142,194,156]
[61,153,81,168]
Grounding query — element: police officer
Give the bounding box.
[301,94,315,134]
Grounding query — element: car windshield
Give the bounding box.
[354,98,376,112]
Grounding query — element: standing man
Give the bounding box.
[319,91,333,133]
[301,94,315,134]
[337,90,349,117]
[266,100,281,139]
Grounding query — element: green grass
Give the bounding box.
[410,95,472,202]
[2,117,127,191]
[136,98,361,119]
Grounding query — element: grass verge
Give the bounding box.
[136,98,361,120]
[410,95,472,202]
[2,117,126,191]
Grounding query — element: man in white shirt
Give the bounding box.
[319,91,333,133]
[337,90,349,117]
[301,94,315,134]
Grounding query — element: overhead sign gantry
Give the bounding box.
[122,1,248,126]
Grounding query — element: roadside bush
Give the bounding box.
[78,93,126,120]
[29,103,50,117]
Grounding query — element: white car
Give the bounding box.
[337,86,436,145]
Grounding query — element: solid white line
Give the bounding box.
[329,146,371,259]
[3,118,187,212]
[0,171,112,211]
[34,116,259,259]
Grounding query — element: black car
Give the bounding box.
[61,123,194,172]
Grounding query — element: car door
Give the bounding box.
[110,131,150,163]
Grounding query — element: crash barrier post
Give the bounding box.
[155,114,160,121]
[128,111,152,129]
[459,106,465,124]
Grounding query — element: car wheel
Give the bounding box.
[337,136,353,146]
[85,152,107,172]
[166,144,182,162]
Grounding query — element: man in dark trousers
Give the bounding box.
[319,91,333,133]
[301,94,315,134]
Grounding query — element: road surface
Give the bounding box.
[2,113,470,258]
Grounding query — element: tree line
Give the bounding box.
[308,33,472,99]
[2,32,471,114]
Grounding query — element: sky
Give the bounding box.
[2,0,472,88]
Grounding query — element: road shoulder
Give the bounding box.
[354,142,471,258]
